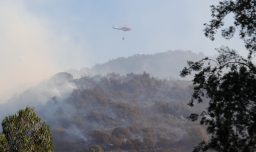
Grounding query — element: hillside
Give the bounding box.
[0,73,205,152]
[0,50,207,152]
[75,50,204,79]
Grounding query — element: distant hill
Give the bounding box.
[1,73,207,152]
[0,50,208,152]
[77,50,204,79]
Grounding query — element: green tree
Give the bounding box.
[181,0,256,152]
[0,133,8,152]
[1,107,53,152]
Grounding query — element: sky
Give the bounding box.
[0,0,247,103]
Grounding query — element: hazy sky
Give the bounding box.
[0,0,247,102]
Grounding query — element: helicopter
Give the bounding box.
[112,26,131,40]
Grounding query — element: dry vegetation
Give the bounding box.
[34,73,207,152]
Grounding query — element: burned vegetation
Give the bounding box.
[34,73,207,152]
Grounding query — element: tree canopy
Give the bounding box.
[205,0,256,57]
[0,134,8,152]
[181,0,256,152]
[1,107,53,152]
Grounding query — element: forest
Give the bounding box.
[38,72,206,152]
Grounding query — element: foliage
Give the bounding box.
[88,145,104,152]
[43,73,202,152]
[2,107,53,152]
[0,134,8,152]
[181,48,256,152]
[205,0,256,58]
[181,0,256,152]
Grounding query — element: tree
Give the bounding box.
[1,107,53,152]
[204,0,256,58]
[0,134,8,152]
[88,144,104,152]
[181,0,256,152]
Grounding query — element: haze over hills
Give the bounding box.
[0,50,207,152]
[3,73,206,152]
[1,50,204,117]
[70,50,204,79]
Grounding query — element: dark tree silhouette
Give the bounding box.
[204,0,256,58]
[181,0,256,152]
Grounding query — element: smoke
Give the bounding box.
[0,72,76,124]
[0,67,206,151]
[0,1,88,103]
[0,1,56,103]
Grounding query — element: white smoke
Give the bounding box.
[0,1,89,103]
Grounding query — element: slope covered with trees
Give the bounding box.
[32,73,206,152]
[0,50,207,152]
